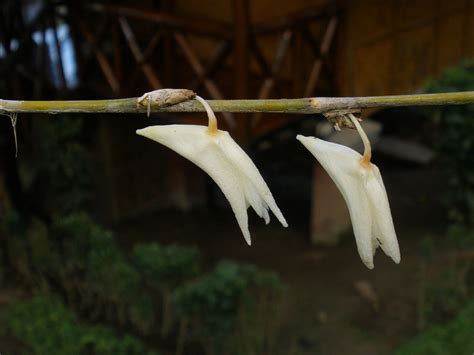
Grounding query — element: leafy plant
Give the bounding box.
[20,116,92,216]
[133,243,201,289]
[417,226,474,327]
[3,294,158,355]
[0,210,60,285]
[412,65,474,332]
[394,300,474,355]
[51,212,156,332]
[133,243,201,336]
[423,269,468,324]
[425,61,474,224]
[172,260,285,355]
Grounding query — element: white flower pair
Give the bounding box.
[137,93,400,269]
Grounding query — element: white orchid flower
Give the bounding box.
[137,96,287,245]
[297,114,400,269]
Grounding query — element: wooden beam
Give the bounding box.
[190,41,233,91]
[76,19,120,94]
[86,3,232,39]
[304,16,338,96]
[118,17,163,89]
[233,0,250,100]
[233,0,250,140]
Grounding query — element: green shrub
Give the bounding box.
[5,295,82,355]
[418,226,474,325]
[172,260,285,354]
[133,243,201,290]
[3,295,158,355]
[51,212,143,302]
[80,325,155,355]
[51,212,118,278]
[173,261,250,338]
[1,211,61,282]
[86,240,142,303]
[445,223,474,250]
[21,117,92,215]
[423,269,468,324]
[51,212,156,331]
[133,243,202,336]
[394,301,474,355]
[425,61,474,224]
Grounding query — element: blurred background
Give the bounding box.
[0,0,474,354]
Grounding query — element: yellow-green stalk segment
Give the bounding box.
[1,91,474,115]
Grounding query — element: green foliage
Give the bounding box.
[172,260,285,353]
[445,223,474,250]
[394,300,474,355]
[425,61,474,224]
[5,295,81,355]
[173,260,250,337]
[423,268,468,324]
[21,117,92,215]
[51,212,155,331]
[1,211,34,278]
[418,236,435,261]
[51,212,118,278]
[3,295,157,355]
[52,212,140,299]
[426,61,474,92]
[132,243,202,336]
[133,243,201,290]
[80,325,156,355]
[419,226,474,325]
[1,211,60,281]
[86,237,142,303]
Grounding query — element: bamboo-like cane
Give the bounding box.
[1,91,474,115]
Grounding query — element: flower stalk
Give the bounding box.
[1,91,474,115]
[347,113,371,165]
[195,95,218,134]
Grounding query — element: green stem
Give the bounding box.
[1,91,474,115]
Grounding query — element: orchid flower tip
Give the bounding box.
[364,260,375,270]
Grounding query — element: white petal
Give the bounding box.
[297,134,400,269]
[218,132,288,227]
[137,125,287,245]
[365,165,400,264]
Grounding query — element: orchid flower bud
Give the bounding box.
[137,96,288,245]
[297,114,400,269]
